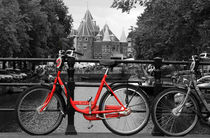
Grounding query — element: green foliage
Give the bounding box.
[0,0,73,58]
[112,0,210,60]
[111,0,148,13]
[134,0,210,60]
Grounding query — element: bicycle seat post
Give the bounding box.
[105,67,109,75]
[65,56,77,135]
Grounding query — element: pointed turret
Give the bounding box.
[77,20,92,36]
[103,26,111,41]
[83,9,95,31]
[120,29,127,42]
[77,9,99,37]
[99,24,119,41]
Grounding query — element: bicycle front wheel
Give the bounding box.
[99,85,150,136]
[152,88,199,136]
[16,86,64,135]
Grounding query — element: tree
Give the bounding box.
[0,0,73,58]
[111,0,148,13]
[41,0,73,57]
[113,0,210,60]
[0,0,30,57]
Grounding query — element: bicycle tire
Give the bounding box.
[16,86,65,135]
[151,88,199,136]
[99,85,150,136]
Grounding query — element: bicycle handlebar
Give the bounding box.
[73,51,83,56]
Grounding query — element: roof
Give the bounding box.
[98,24,119,42]
[102,26,111,41]
[120,29,127,42]
[77,20,93,36]
[77,10,99,37]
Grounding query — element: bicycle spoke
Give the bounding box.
[101,86,150,135]
[160,115,174,129]
[17,87,64,135]
[153,90,198,136]
[169,117,176,133]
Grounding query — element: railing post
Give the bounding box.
[2,61,6,69]
[18,61,22,70]
[23,61,27,71]
[153,57,162,95]
[65,57,77,135]
[32,63,35,71]
[152,57,164,136]
[13,61,16,69]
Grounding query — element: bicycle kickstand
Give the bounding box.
[88,121,94,129]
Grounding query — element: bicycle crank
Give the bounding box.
[119,107,131,116]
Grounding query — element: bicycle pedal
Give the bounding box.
[87,97,92,102]
[88,121,93,129]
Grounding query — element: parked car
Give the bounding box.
[0,69,13,82]
[6,68,27,80]
[199,52,210,59]
[199,53,210,74]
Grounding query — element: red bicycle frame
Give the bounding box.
[40,69,127,115]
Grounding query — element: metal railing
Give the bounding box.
[1,57,210,134]
[0,57,209,106]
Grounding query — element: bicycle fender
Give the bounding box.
[26,84,66,114]
[108,83,149,99]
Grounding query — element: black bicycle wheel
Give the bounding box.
[99,85,150,136]
[152,88,199,136]
[16,86,65,135]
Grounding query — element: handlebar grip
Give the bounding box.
[74,51,83,56]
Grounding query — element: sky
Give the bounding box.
[62,0,145,39]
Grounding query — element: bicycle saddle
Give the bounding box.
[99,60,118,67]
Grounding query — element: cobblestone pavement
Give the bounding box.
[0,132,209,138]
[0,86,210,136]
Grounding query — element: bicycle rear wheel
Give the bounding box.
[16,86,64,135]
[152,88,199,136]
[99,85,150,136]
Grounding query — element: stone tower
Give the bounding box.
[76,9,99,59]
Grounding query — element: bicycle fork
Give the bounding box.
[36,84,58,114]
[36,93,51,114]
[172,86,191,116]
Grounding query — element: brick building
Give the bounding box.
[70,9,128,59]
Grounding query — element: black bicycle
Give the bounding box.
[152,55,210,136]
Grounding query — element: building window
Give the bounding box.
[78,37,82,41]
[102,45,106,53]
[83,43,87,49]
[112,46,115,51]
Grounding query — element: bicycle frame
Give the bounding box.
[39,68,127,115]
[192,77,210,112]
[175,73,210,114]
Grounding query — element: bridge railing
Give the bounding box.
[0,57,210,134]
[1,57,210,88]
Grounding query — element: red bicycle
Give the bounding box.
[16,50,150,135]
